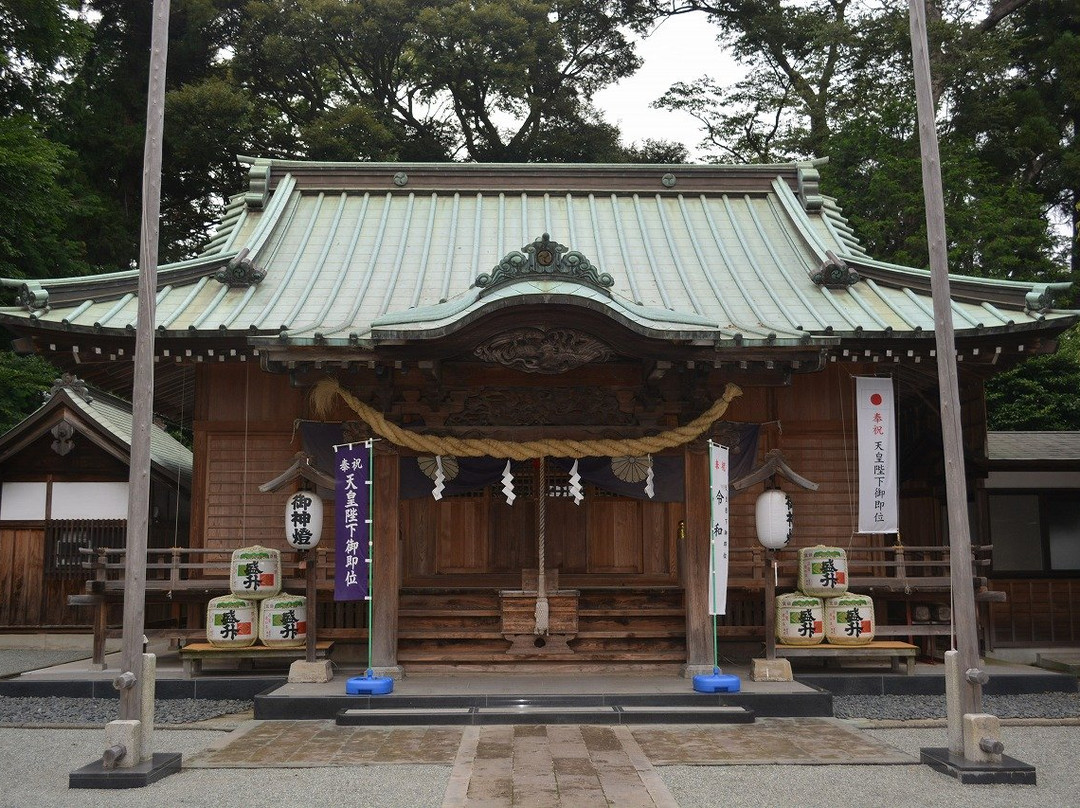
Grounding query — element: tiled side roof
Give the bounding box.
[987,431,1080,462]
[0,383,193,490]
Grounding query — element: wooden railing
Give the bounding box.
[724,543,995,596]
[70,546,347,665]
[78,545,337,594]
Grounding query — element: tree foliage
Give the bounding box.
[642,0,1073,283]
[986,325,1080,430]
[0,116,93,279]
[0,349,58,435]
[207,0,642,162]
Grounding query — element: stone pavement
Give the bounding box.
[186,718,914,807]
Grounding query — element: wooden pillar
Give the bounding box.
[764,550,776,659]
[683,443,714,671]
[371,451,400,669]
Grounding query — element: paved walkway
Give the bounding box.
[186,718,913,807]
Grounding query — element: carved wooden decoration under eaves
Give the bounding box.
[445,387,635,427]
[474,327,613,374]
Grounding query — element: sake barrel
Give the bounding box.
[798,545,849,598]
[775,592,825,646]
[824,593,876,645]
[259,593,307,647]
[206,595,258,647]
[230,544,282,599]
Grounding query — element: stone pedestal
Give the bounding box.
[750,658,793,682]
[288,659,334,683]
[963,713,1004,764]
[104,720,141,769]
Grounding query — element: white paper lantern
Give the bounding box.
[755,489,793,549]
[285,491,323,549]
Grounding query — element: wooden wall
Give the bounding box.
[0,411,187,628]
[989,579,1080,646]
[191,363,307,552]
[400,484,681,587]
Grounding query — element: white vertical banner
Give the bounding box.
[708,442,730,615]
[856,377,899,533]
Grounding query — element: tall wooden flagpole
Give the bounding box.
[119,0,170,727]
[907,0,983,727]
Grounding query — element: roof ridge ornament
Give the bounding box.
[17,282,48,311]
[245,162,270,209]
[812,250,860,288]
[797,163,824,211]
[48,372,92,402]
[215,248,266,287]
[475,234,614,296]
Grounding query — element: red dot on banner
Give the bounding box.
[870,393,883,405]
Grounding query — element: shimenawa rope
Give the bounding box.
[310,379,742,459]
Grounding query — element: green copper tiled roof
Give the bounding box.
[2,159,1075,349]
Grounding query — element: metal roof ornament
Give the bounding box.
[215,248,266,287]
[51,421,75,456]
[475,234,614,296]
[812,250,860,288]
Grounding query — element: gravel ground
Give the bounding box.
[834,691,1080,721]
[0,691,1076,727]
[0,723,1076,808]
[0,727,450,808]
[662,725,1080,808]
[0,696,253,727]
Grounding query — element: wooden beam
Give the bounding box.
[119,0,169,728]
[909,0,983,729]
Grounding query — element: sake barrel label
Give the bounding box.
[230,545,282,599]
[824,593,876,645]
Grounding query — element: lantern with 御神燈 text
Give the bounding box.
[285,490,323,549]
[755,488,793,549]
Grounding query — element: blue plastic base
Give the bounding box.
[346,672,394,695]
[692,670,741,693]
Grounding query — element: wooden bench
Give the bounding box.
[775,640,919,675]
[179,640,334,676]
[68,546,344,666]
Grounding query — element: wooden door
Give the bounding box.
[0,527,44,625]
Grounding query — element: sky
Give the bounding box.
[594,14,745,160]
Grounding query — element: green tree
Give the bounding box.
[986,325,1080,430]
[0,349,58,435]
[951,0,1080,281]
[213,0,641,162]
[642,0,1066,280]
[0,116,92,280]
[52,0,248,269]
[0,0,88,117]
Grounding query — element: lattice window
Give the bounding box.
[45,519,125,578]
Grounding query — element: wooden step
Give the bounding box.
[397,629,506,640]
[336,704,754,726]
[575,629,684,639]
[398,608,500,618]
[577,607,684,617]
